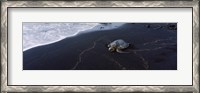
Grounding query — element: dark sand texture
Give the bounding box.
[23,23,177,70]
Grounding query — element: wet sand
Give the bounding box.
[23,23,177,70]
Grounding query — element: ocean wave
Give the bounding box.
[23,23,124,51]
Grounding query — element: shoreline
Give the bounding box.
[23,23,177,70]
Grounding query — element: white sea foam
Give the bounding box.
[23,23,124,51]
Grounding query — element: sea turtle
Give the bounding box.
[107,39,130,53]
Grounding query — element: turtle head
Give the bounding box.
[108,47,116,52]
[107,44,111,48]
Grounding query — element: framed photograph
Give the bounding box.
[1,0,199,92]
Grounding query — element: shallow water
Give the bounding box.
[23,23,124,51]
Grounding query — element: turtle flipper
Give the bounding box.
[116,49,129,53]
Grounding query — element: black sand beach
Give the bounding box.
[23,23,177,70]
